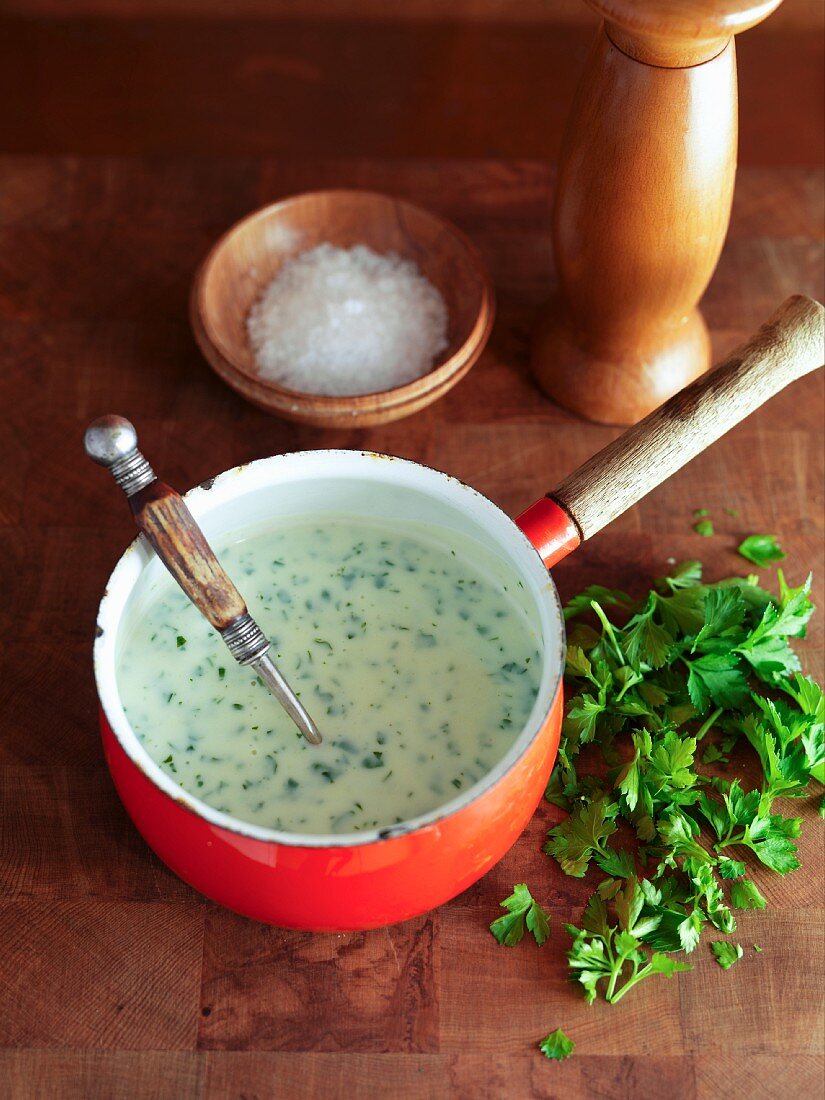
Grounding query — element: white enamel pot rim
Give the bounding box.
[94,449,566,850]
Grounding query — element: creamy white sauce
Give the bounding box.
[116,517,542,835]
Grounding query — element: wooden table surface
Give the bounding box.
[0,9,823,1100]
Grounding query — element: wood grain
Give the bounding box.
[531,0,797,425]
[0,154,822,1098]
[589,0,784,67]
[531,26,737,423]
[551,294,825,539]
[0,20,821,167]
[0,901,204,1049]
[1,0,822,28]
[198,910,439,1052]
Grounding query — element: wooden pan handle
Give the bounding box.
[129,480,248,632]
[550,294,825,540]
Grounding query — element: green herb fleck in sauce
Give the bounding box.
[118,518,542,835]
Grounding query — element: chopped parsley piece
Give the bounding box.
[710,941,743,970]
[539,1028,574,1062]
[729,879,767,910]
[176,635,186,648]
[694,519,715,538]
[490,883,551,947]
[544,796,620,878]
[738,534,786,568]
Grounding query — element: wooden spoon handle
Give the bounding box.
[84,414,248,632]
[85,416,323,743]
[128,480,248,632]
[550,294,825,540]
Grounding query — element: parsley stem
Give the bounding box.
[695,707,723,741]
[605,963,621,1002]
[602,935,622,1001]
[614,670,643,703]
[590,600,626,666]
[716,831,746,851]
[609,959,648,1004]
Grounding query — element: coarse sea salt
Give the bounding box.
[246,243,449,396]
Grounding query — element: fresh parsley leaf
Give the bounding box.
[775,572,815,639]
[738,812,801,874]
[694,519,715,538]
[545,796,619,877]
[692,587,746,651]
[526,543,821,1010]
[565,645,593,679]
[710,941,743,969]
[566,879,691,1004]
[596,847,638,879]
[779,674,824,783]
[563,693,607,745]
[686,652,751,713]
[490,884,551,947]
[730,878,767,910]
[734,590,812,684]
[657,586,708,635]
[539,1028,574,1061]
[702,744,729,765]
[657,560,704,592]
[738,535,786,568]
[683,857,735,933]
[622,595,673,670]
[640,877,708,954]
[739,708,811,806]
[717,857,745,880]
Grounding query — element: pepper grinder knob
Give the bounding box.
[84,414,155,497]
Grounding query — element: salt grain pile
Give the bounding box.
[247,244,449,396]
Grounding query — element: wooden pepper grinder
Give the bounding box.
[532,0,783,425]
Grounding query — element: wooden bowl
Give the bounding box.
[190,190,495,428]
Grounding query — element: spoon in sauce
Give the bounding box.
[85,415,323,746]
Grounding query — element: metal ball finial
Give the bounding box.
[84,415,138,468]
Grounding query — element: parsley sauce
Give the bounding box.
[116,517,541,834]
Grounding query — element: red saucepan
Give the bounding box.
[93,295,824,930]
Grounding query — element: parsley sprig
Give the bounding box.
[565,878,692,1004]
[489,883,550,946]
[493,554,822,1025]
[553,561,822,1001]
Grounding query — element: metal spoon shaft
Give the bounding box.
[252,652,323,745]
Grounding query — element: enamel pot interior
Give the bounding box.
[94,451,566,929]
